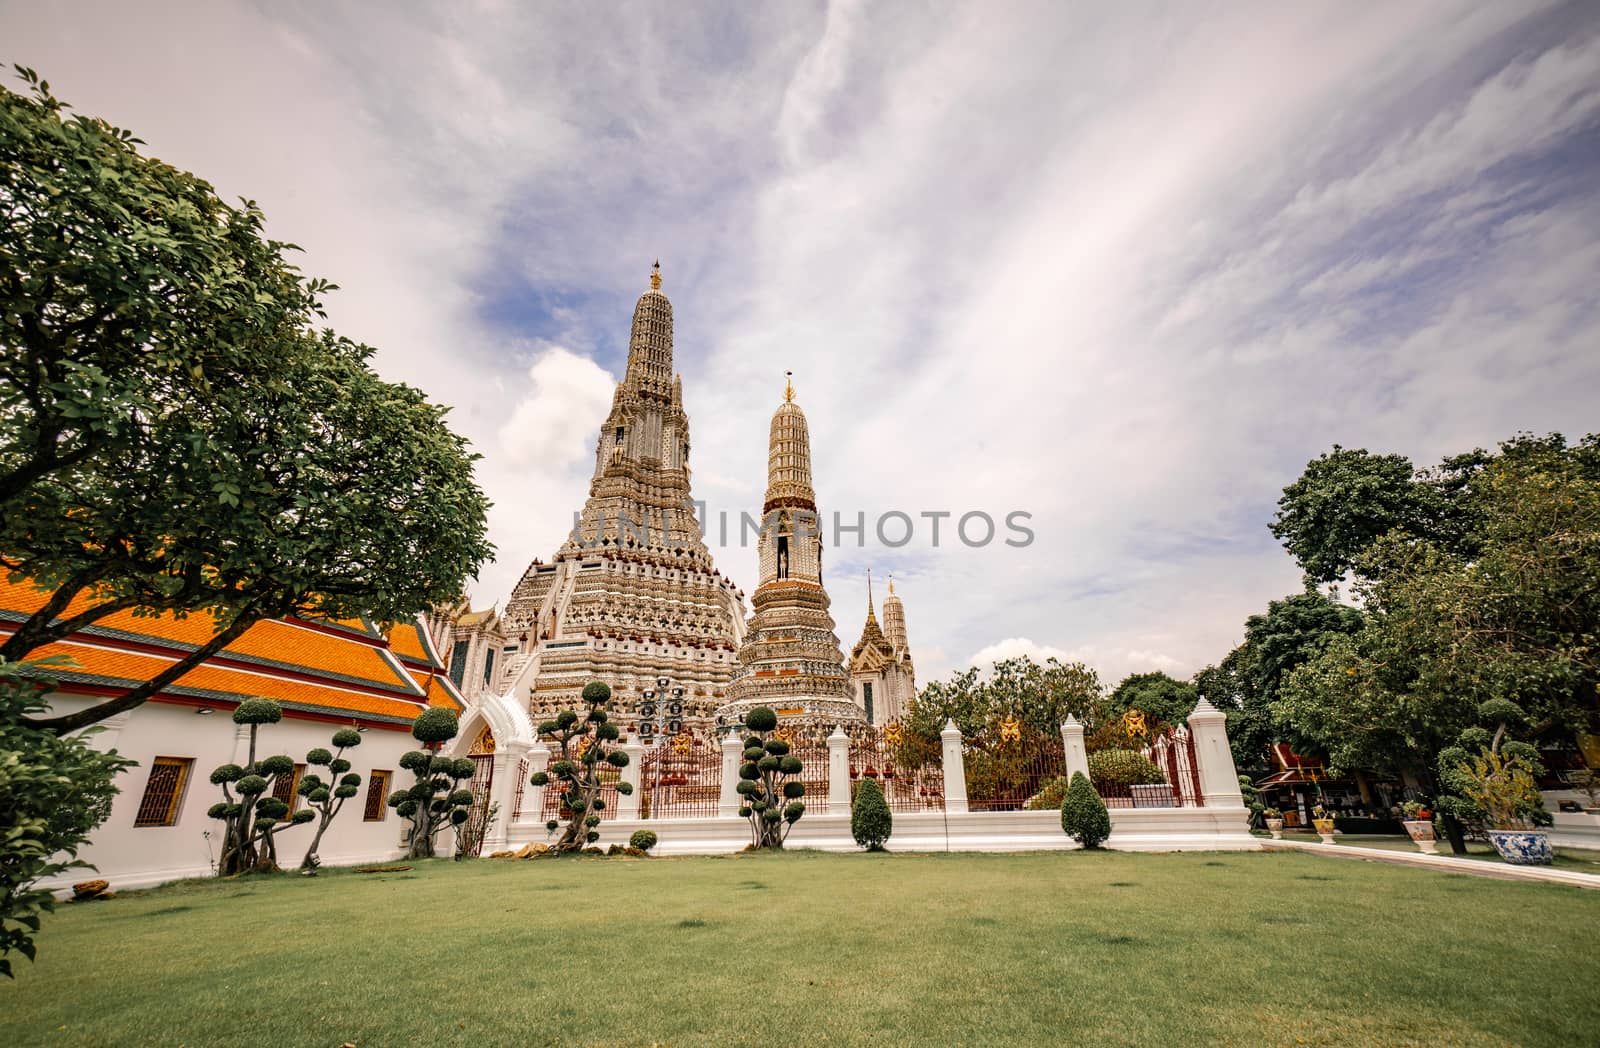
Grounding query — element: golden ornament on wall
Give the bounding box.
[999,713,1022,743]
[884,721,904,744]
[1122,709,1148,738]
[672,731,692,756]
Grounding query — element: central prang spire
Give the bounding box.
[625,261,674,398]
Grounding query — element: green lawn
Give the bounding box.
[3,850,1598,1047]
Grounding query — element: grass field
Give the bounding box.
[3,849,1598,1047]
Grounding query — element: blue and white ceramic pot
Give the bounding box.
[1486,829,1552,866]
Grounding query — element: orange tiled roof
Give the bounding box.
[385,617,437,666]
[0,574,457,723]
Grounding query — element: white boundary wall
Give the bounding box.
[504,697,1258,855]
[504,807,1258,855]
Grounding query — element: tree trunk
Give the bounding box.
[300,814,333,869]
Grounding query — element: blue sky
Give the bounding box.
[5,1,1598,684]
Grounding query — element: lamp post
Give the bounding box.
[636,676,687,801]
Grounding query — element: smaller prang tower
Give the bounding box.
[717,374,858,728]
[848,572,916,726]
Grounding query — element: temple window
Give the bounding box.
[133,756,194,827]
[364,770,392,821]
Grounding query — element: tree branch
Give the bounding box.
[23,606,264,734]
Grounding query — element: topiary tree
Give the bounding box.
[208,698,315,875]
[387,708,475,858]
[629,829,658,854]
[296,728,362,870]
[851,777,892,851]
[530,681,631,856]
[734,707,806,849]
[1061,771,1111,849]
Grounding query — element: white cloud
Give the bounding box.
[8,1,1597,683]
[968,638,1075,670]
[496,348,614,470]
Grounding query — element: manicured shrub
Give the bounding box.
[207,698,316,875]
[388,710,472,859]
[296,724,364,870]
[536,680,630,856]
[1061,772,1111,849]
[734,708,805,849]
[851,779,892,851]
[410,707,459,744]
[629,830,658,854]
[1087,749,1166,787]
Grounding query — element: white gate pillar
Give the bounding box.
[827,726,851,815]
[521,742,551,826]
[719,731,743,817]
[1060,716,1090,784]
[485,749,517,847]
[618,734,643,819]
[940,719,968,814]
[1187,697,1246,808]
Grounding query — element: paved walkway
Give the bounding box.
[1262,837,1600,890]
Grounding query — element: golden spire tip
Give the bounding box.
[650,260,662,291]
[784,370,794,402]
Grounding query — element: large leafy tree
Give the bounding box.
[0,68,492,733]
[1273,436,1600,779]
[1269,445,1446,582]
[906,656,1104,741]
[1192,591,1363,771]
[1104,671,1196,732]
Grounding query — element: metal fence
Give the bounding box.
[776,727,831,806]
[510,757,528,822]
[540,743,624,821]
[639,732,722,819]
[462,753,496,856]
[1097,727,1205,808]
[962,718,1066,812]
[850,726,944,812]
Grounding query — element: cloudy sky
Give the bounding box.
[6,2,1598,685]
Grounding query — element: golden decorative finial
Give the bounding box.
[785,370,794,402]
[888,574,895,596]
[650,259,662,291]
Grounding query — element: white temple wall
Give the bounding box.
[38,691,418,893]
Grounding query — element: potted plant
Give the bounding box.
[1435,700,1554,866]
[1398,800,1437,854]
[1456,748,1553,865]
[1311,803,1336,844]
[1262,806,1284,839]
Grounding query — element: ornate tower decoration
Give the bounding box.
[500,265,746,732]
[717,375,857,728]
[849,572,916,726]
